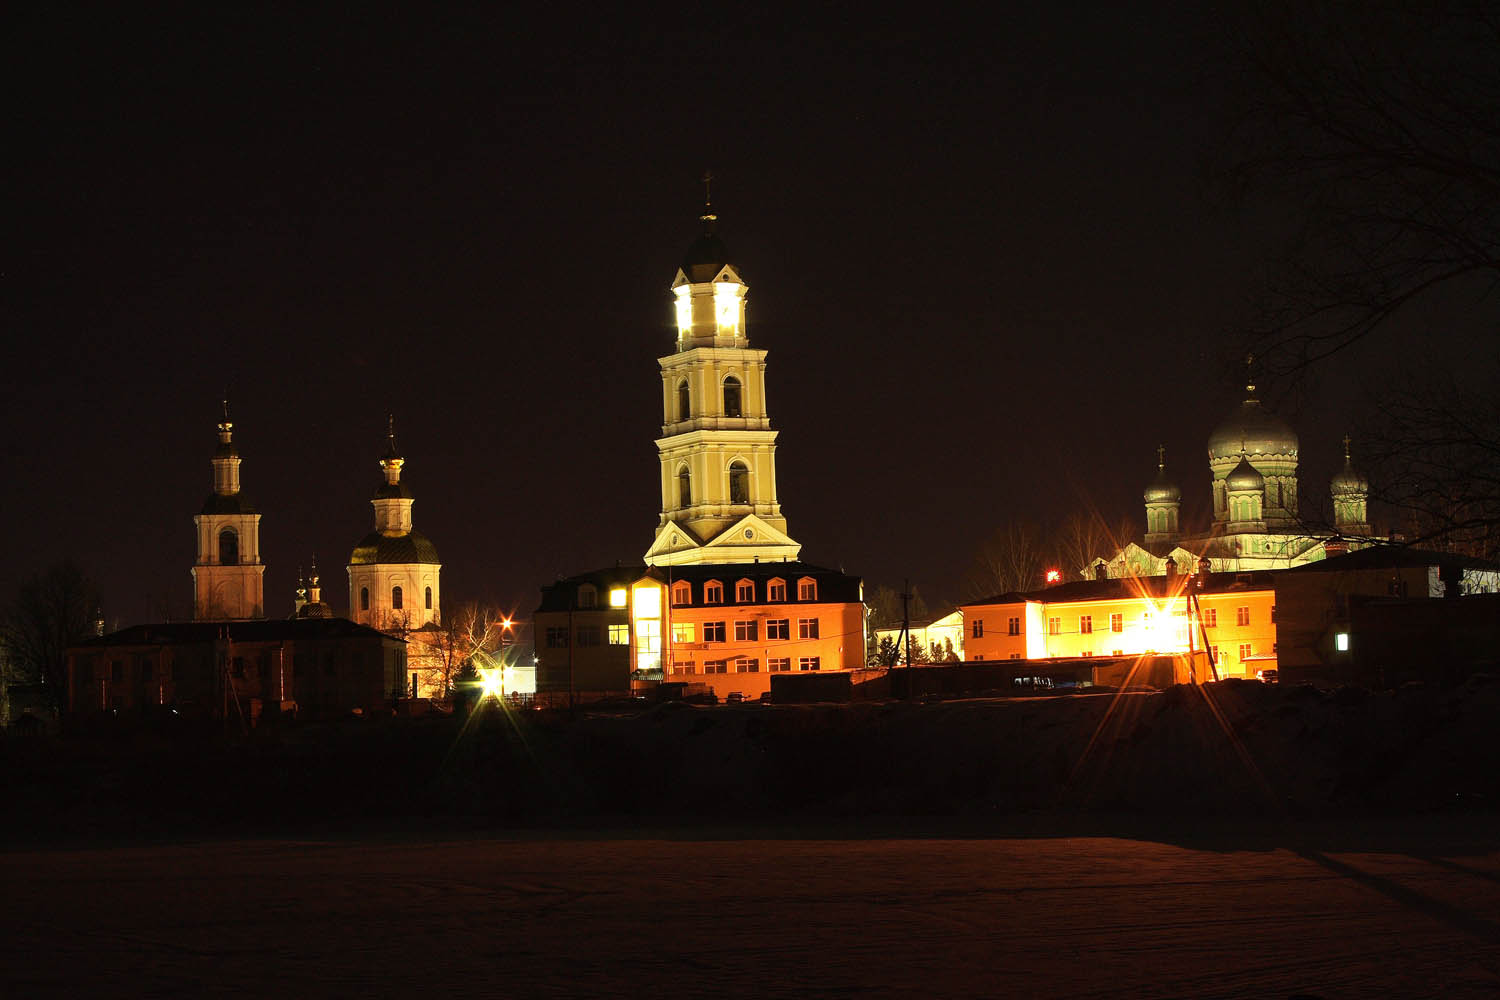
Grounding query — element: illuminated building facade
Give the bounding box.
[346,419,444,697]
[535,562,864,701]
[872,609,965,663]
[643,195,800,566]
[1089,371,1375,580]
[962,572,1279,679]
[192,402,265,620]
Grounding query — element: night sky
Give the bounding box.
[6,5,1433,623]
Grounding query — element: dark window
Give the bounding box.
[729,461,750,503]
[360,587,370,611]
[324,654,336,677]
[679,467,691,507]
[577,625,601,647]
[110,660,123,682]
[704,621,726,643]
[546,627,570,648]
[392,586,403,610]
[219,528,239,565]
[231,657,246,678]
[734,620,758,641]
[767,619,789,640]
[972,620,984,639]
[723,375,742,417]
[677,379,690,420]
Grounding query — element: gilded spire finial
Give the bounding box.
[1343,434,1352,463]
[1157,443,1166,472]
[700,169,717,230]
[1243,353,1257,400]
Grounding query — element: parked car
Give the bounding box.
[725,691,746,704]
[1256,669,1279,684]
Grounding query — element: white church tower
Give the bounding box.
[644,183,802,567]
[192,400,265,619]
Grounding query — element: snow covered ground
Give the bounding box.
[6,823,1500,998]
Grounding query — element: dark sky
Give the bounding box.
[5,4,1411,622]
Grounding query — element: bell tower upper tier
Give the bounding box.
[646,190,801,567]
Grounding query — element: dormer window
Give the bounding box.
[704,580,724,604]
[672,581,692,606]
[735,579,755,603]
[577,584,598,609]
[767,578,787,602]
[797,577,817,601]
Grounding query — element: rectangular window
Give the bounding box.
[798,618,820,639]
[768,657,791,672]
[1007,616,1020,636]
[1081,651,1093,657]
[704,582,723,604]
[1236,606,1250,627]
[671,583,691,606]
[1048,617,1061,636]
[1335,632,1350,652]
[798,656,821,671]
[768,581,786,602]
[608,588,627,608]
[1110,613,1123,633]
[546,626,569,648]
[736,581,754,603]
[607,624,629,645]
[576,625,601,647]
[676,661,696,674]
[704,660,727,674]
[1079,615,1093,635]
[734,620,758,642]
[1238,642,1252,660]
[1009,652,1022,660]
[735,657,759,673]
[703,621,726,643]
[671,622,696,643]
[1202,608,1217,628]
[1112,649,1123,657]
[798,580,817,601]
[971,619,984,638]
[766,618,789,640]
[1211,645,1221,663]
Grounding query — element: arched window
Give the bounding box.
[218,528,239,566]
[677,379,690,421]
[392,585,403,610]
[425,586,432,610]
[728,460,750,503]
[723,375,742,418]
[678,466,691,508]
[360,587,370,611]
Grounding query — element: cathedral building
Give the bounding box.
[346,419,446,698]
[192,402,265,620]
[534,196,866,702]
[1089,370,1375,580]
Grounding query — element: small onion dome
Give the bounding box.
[349,530,441,566]
[1208,386,1298,461]
[681,231,731,283]
[296,600,333,619]
[1226,454,1265,491]
[1144,475,1181,503]
[1330,437,1369,496]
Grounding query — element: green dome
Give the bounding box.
[1208,399,1298,461]
[1226,455,1265,491]
[349,530,441,566]
[1330,459,1369,496]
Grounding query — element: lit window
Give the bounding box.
[714,285,740,334]
[798,656,821,671]
[1048,617,1061,636]
[704,581,723,604]
[1202,608,1217,628]
[608,588,627,608]
[766,619,789,640]
[608,624,628,645]
[722,374,743,417]
[1335,632,1350,652]
[734,620,758,642]
[736,580,755,603]
[798,618,820,639]
[972,619,984,639]
[797,578,817,601]
[769,657,791,672]
[1007,617,1020,636]
[703,621,726,643]
[768,579,787,602]
[1110,613,1123,633]
[1236,606,1250,627]
[1079,615,1093,635]
[671,622,695,643]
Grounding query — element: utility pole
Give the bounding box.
[900,579,913,699]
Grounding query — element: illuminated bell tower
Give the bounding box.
[644,182,801,567]
[191,400,265,619]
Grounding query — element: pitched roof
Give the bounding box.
[71,617,397,649]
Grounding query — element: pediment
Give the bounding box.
[643,522,704,563]
[702,513,798,550]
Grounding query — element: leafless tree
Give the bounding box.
[1,561,101,709]
[1219,2,1500,549]
[432,602,505,697]
[966,521,1050,598]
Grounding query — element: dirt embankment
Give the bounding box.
[4,677,1498,841]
